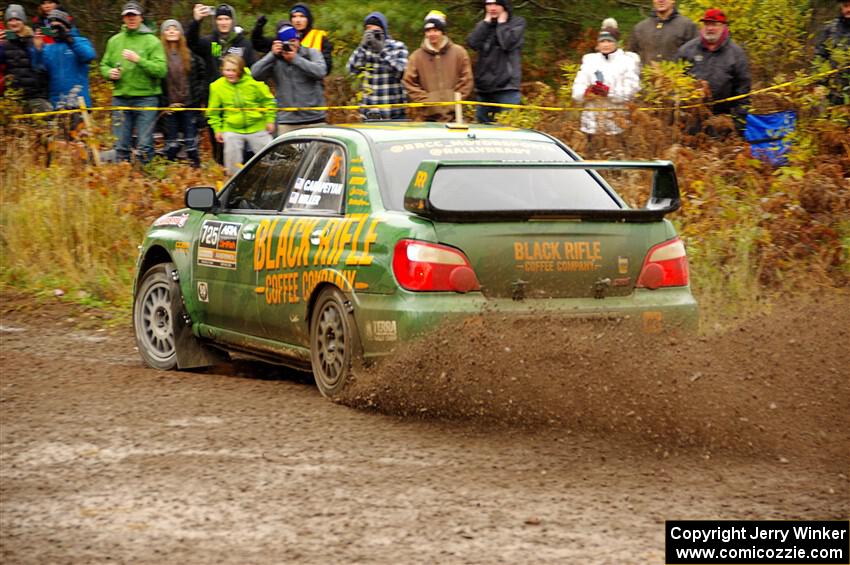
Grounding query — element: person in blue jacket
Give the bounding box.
[33,9,95,108]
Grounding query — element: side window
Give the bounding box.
[223,142,309,211]
[285,142,346,214]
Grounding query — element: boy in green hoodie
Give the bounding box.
[207,54,276,175]
[99,1,166,163]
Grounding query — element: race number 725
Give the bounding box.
[201,223,220,247]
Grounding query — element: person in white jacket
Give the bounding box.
[571,19,641,137]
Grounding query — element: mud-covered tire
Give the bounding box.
[310,287,360,399]
[133,262,181,370]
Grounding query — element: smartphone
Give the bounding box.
[4,30,17,40]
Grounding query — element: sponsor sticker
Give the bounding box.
[197,220,241,269]
[197,281,209,303]
[153,213,190,228]
[367,320,398,342]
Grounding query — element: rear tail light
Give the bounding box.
[637,237,690,290]
[392,239,480,293]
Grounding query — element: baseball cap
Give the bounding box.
[121,2,143,16]
[700,8,727,23]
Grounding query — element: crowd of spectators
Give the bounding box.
[0,0,847,168]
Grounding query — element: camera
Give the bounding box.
[368,29,384,42]
[281,41,294,53]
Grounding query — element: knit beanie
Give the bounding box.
[47,9,71,28]
[597,17,619,42]
[276,24,297,42]
[423,10,446,31]
[289,3,313,27]
[4,4,26,22]
[215,4,235,19]
[160,18,183,34]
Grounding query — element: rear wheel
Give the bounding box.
[134,262,180,370]
[310,287,360,398]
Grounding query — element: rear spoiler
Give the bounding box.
[403,160,681,223]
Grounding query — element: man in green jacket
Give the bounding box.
[99,1,166,163]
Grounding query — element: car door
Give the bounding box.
[254,140,348,345]
[193,141,309,336]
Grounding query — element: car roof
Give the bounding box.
[285,122,560,145]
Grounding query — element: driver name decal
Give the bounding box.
[198,221,241,269]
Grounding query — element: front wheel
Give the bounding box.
[310,287,361,399]
[133,262,181,370]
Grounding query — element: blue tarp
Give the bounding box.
[744,111,797,167]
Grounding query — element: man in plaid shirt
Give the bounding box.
[347,11,408,120]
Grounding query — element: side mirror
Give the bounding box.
[185,186,218,211]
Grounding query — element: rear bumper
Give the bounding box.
[351,287,699,357]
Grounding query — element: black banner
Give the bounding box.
[666,520,849,564]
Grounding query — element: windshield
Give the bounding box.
[376,139,619,211]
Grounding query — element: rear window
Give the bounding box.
[430,167,620,212]
[376,139,620,211]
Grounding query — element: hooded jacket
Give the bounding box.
[99,23,167,97]
[34,27,96,107]
[403,36,473,121]
[206,71,276,134]
[251,3,333,75]
[677,33,751,117]
[628,9,697,65]
[571,48,641,135]
[188,4,256,85]
[1,25,49,99]
[814,13,850,105]
[251,43,326,124]
[346,12,409,119]
[466,0,525,94]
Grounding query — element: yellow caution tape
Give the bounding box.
[10,65,848,120]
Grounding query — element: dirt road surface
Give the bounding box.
[1,293,848,564]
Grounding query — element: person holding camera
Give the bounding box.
[1,4,51,113]
[467,0,525,124]
[252,3,332,75]
[188,3,255,84]
[32,9,95,108]
[99,1,167,164]
[207,54,276,175]
[188,3,255,164]
[251,24,326,135]
[347,12,409,120]
[32,1,70,45]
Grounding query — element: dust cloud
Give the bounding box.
[343,294,850,461]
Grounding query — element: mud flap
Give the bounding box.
[168,272,226,369]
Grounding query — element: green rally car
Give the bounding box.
[133,123,698,398]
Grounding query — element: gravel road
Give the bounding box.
[1,293,847,564]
